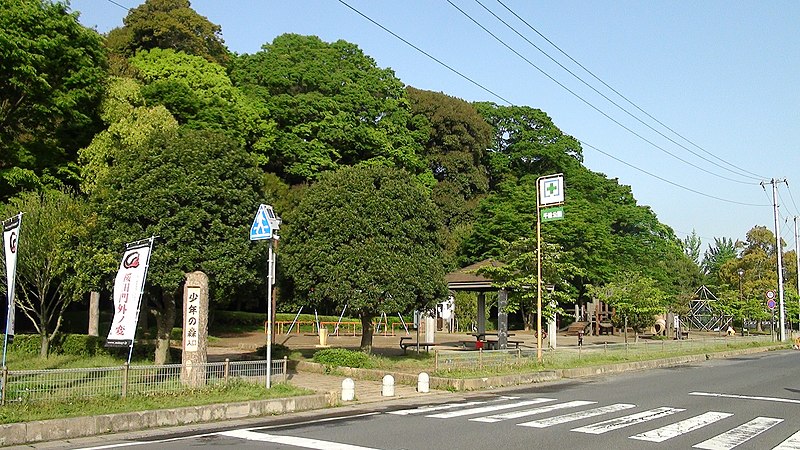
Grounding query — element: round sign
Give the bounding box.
[766,290,776,300]
[767,299,777,310]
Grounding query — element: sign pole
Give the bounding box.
[535,174,564,364]
[266,241,273,388]
[250,204,281,389]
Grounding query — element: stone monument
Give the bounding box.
[181,271,209,388]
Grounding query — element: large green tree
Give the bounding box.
[590,272,667,339]
[281,165,448,353]
[105,0,230,66]
[128,48,276,164]
[90,128,265,364]
[0,0,107,199]
[406,87,492,228]
[230,34,428,184]
[1,189,94,357]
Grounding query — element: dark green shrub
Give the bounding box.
[312,348,372,368]
[58,334,107,357]
[256,343,290,359]
[3,334,40,355]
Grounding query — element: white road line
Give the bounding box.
[690,391,800,405]
[774,429,800,449]
[693,417,783,450]
[427,398,556,418]
[519,403,636,428]
[218,430,381,450]
[388,400,490,415]
[630,411,733,443]
[471,400,596,423]
[571,407,684,434]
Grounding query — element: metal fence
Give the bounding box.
[433,335,776,373]
[0,358,288,405]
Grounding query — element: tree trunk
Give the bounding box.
[39,333,49,358]
[153,290,176,365]
[360,315,374,354]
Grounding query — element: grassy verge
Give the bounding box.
[431,339,786,378]
[0,381,313,424]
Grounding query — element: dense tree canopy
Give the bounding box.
[230,34,429,184]
[90,127,265,362]
[281,165,448,352]
[106,0,230,66]
[0,0,107,199]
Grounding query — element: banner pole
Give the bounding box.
[127,236,156,365]
[1,213,22,371]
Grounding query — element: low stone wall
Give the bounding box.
[0,394,329,447]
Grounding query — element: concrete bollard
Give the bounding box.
[341,378,355,401]
[417,372,429,393]
[382,374,395,397]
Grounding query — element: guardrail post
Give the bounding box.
[223,358,230,384]
[283,356,288,382]
[121,363,129,398]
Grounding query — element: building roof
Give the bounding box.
[445,259,503,291]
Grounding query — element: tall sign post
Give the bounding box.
[250,204,280,388]
[536,174,564,363]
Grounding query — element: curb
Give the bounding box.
[0,394,329,447]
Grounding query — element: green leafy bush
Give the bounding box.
[256,343,290,359]
[312,348,372,368]
[58,334,107,357]
[3,334,40,355]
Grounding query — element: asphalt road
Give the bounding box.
[24,350,800,450]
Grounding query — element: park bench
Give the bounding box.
[400,336,434,354]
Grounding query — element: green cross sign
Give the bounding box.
[538,175,564,206]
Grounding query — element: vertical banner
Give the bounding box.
[3,214,22,344]
[106,240,152,348]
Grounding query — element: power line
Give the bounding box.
[472,0,761,184]
[337,0,513,106]
[494,0,767,182]
[446,0,759,186]
[580,140,768,207]
[337,0,770,208]
[104,0,130,11]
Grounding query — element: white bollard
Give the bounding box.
[341,378,355,401]
[417,372,429,393]
[381,374,395,397]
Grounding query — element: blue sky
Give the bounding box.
[71,0,800,251]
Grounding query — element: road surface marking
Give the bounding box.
[471,400,596,423]
[219,430,380,450]
[571,407,684,434]
[693,417,783,450]
[389,400,490,415]
[630,411,733,442]
[774,429,800,449]
[427,398,556,418]
[519,403,637,428]
[690,391,800,405]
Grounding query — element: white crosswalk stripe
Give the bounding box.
[426,398,556,419]
[470,400,596,423]
[571,407,685,434]
[388,400,491,415]
[774,430,800,449]
[519,403,637,428]
[693,417,784,450]
[630,411,734,443]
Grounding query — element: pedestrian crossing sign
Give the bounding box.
[249,204,273,240]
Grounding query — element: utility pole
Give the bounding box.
[762,179,787,341]
[795,217,800,332]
